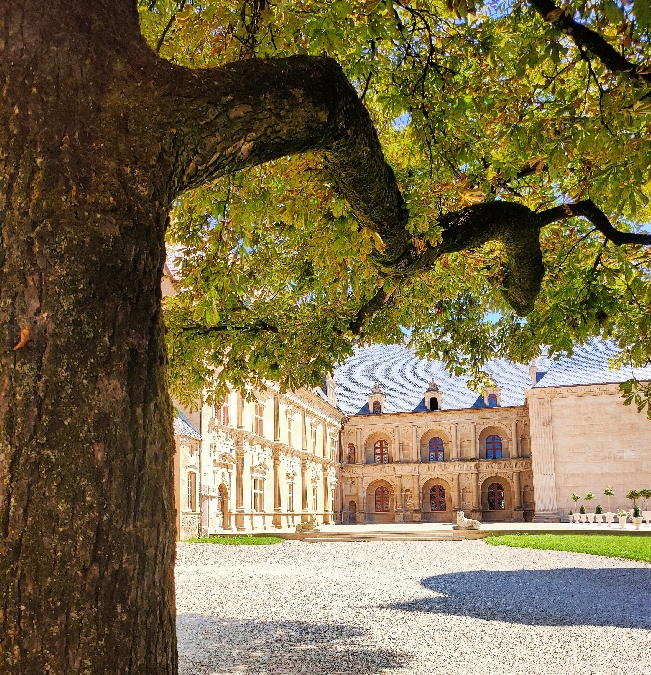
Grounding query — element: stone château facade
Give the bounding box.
[173,339,651,538]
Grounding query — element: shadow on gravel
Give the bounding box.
[388,568,651,628]
[177,615,409,675]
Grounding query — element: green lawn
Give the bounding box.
[185,535,283,545]
[486,533,651,564]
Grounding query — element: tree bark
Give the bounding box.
[0,1,409,673]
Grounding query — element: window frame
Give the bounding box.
[187,471,197,512]
[374,486,390,512]
[253,478,264,512]
[254,402,264,437]
[428,437,444,462]
[430,484,446,511]
[488,482,505,510]
[373,439,389,464]
[486,434,502,460]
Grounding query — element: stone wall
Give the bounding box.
[527,384,651,517]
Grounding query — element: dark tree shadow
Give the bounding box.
[387,568,651,628]
[177,615,410,674]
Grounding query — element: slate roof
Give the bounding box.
[174,410,202,440]
[332,340,651,416]
[533,339,651,388]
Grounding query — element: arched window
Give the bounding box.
[375,486,390,512]
[187,471,197,512]
[347,443,356,464]
[374,439,388,464]
[372,401,382,414]
[488,483,505,510]
[428,437,444,462]
[487,393,497,407]
[486,434,502,460]
[429,397,439,411]
[430,484,446,511]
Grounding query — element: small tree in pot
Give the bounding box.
[639,488,651,524]
[604,486,615,525]
[585,492,595,523]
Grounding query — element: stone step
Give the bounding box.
[300,530,486,543]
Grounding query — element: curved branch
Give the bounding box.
[529,0,651,84]
[538,199,651,245]
[166,55,409,262]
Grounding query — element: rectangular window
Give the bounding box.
[312,486,318,513]
[222,399,230,426]
[253,478,264,512]
[287,419,292,447]
[187,472,197,511]
[331,489,336,516]
[288,483,294,512]
[311,426,317,453]
[254,403,264,437]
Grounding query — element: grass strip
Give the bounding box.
[486,533,651,564]
[185,535,283,545]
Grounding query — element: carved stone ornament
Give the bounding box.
[454,510,480,530]
[250,461,268,476]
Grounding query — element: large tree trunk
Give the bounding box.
[0,1,409,673]
[0,3,178,672]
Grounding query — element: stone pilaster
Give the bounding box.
[235,442,246,531]
[272,449,282,529]
[529,395,560,521]
[511,420,520,458]
[300,457,309,523]
[451,423,459,460]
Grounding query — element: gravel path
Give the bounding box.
[176,539,651,675]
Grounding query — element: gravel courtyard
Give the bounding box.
[176,539,651,675]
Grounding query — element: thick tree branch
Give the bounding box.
[529,0,651,84]
[167,55,409,262]
[537,199,651,245]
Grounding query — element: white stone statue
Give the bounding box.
[454,510,480,530]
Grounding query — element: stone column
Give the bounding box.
[235,440,246,531]
[236,392,244,429]
[511,420,520,458]
[273,394,280,442]
[395,426,401,462]
[450,423,459,460]
[323,471,330,524]
[451,474,460,510]
[300,457,309,523]
[470,422,477,458]
[413,426,419,462]
[529,394,560,522]
[471,469,481,520]
[272,448,282,529]
[356,427,362,463]
[512,470,524,522]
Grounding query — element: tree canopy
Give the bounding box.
[138,1,651,407]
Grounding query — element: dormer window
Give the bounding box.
[483,380,502,407]
[368,382,385,415]
[425,378,442,411]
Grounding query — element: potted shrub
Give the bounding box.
[617,509,629,528]
[640,488,651,524]
[585,492,595,523]
[594,504,603,524]
[579,504,586,523]
[572,492,580,522]
[568,510,576,524]
[604,485,615,522]
[632,505,643,530]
